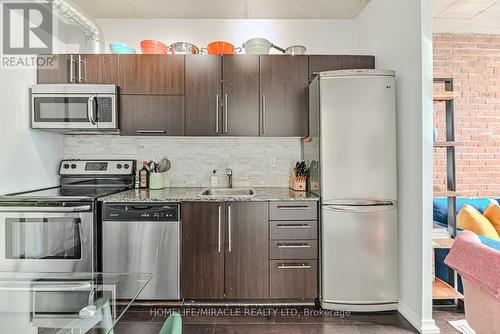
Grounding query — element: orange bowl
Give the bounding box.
[140,40,169,54]
[207,41,238,54]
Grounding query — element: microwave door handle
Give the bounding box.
[87,95,97,125]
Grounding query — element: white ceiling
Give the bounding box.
[71,0,371,19]
[433,0,500,34]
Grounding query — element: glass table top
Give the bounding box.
[0,272,152,334]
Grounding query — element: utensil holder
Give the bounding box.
[289,173,307,192]
[149,173,165,190]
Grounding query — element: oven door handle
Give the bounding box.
[0,205,91,212]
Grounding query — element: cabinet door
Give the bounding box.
[120,95,184,136]
[225,202,269,299]
[83,55,119,84]
[222,55,260,136]
[308,55,341,78]
[181,202,225,299]
[185,55,222,136]
[118,55,185,94]
[341,55,375,69]
[37,54,73,83]
[259,55,309,137]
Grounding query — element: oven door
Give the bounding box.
[0,203,93,273]
[31,94,116,130]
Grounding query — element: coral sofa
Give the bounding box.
[445,231,500,333]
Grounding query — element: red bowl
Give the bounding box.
[140,40,169,54]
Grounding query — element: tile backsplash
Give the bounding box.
[64,135,301,187]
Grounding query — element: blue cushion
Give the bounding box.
[433,198,495,225]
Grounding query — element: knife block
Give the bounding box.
[289,173,307,192]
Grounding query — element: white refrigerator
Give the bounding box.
[307,69,398,312]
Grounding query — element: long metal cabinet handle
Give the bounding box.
[277,224,311,229]
[228,205,232,252]
[277,263,311,269]
[0,205,91,212]
[136,130,166,134]
[215,94,219,134]
[224,94,228,133]
[277,243,311,248]
[217,205,221,253]
[277,205,310,210]
[78,55,85,82]
[261,95,266,134]
[69,55,76,82]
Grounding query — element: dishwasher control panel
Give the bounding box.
[102,203,179,221]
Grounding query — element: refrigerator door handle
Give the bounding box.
[323,203,396,213]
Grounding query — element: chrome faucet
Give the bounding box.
[226,168,233,188]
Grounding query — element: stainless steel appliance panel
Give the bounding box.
[319,74,397,203]
[0,204,93,273]
[102,204,180,300]
[31,84,117,131]
[320,204,398,307]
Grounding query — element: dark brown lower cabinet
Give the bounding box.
[181,201,269,300]
[120,95,185,136]
[269,260,317,299]
[225,202,269,299]
[181,202,225,299]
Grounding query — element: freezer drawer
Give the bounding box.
[270,240,318,259]
[269,260,317,299]
[320,204,398,305]
[269,220,317,240]
[269,202,317,221]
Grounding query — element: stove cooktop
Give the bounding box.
[0,159,136,203]
[2,186,128,202]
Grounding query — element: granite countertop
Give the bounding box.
[99,187,319,203]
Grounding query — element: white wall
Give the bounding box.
[356,0,436,333]
[96,19,358,54]
[0,17,86,194]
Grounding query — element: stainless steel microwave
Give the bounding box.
[30,84,118,132]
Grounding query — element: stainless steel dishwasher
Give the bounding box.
[102,203,180,300]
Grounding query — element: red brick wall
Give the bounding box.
[433,34,500,198]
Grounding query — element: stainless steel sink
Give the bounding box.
[201,188,255,196]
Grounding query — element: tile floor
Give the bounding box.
[111,307,464,334]
[114,306,465,333]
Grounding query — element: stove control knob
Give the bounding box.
[116,164,122,169]
[70,164,77,169]
[63,163,70,169]
[124,163,130,169]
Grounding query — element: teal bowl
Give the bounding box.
[109,42,136,54]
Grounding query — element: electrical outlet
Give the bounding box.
[269,156,277,168]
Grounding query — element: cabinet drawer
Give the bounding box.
[270,221,317,240]
[269,201,317,221]
[269,240,317,259]
[269,260,317,299]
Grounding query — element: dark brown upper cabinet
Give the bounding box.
[37,54,119,84]
[83,55,119,84]
[224,202,269,299]
[222,55,260,136]
[181,202,225,300]
[37,54,75,84]
[341,55,375,70]
[308,55,342,78]
[118,55,184,95]
[259,55,309,137]
[185,55,222,136]
[120,95,185,136]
